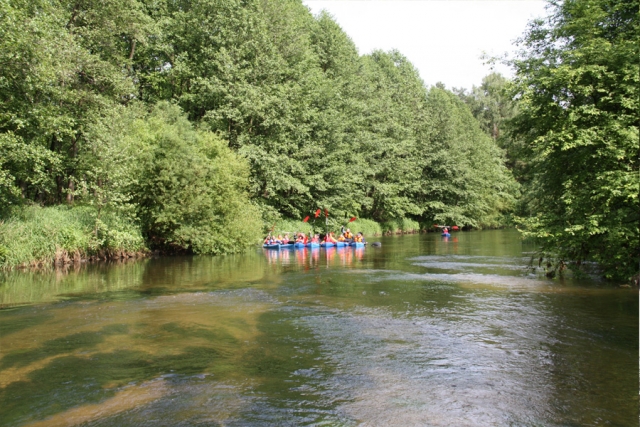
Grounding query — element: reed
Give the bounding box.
[349,218,382,237]
[0,205,146,269]
[381,218,421,234]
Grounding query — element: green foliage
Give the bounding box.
[1,0,519,265]
[272,219,314,237]
[510,0,639,281]
[0,0,152,204]
[0,205,145,268]
[454,73,526,179]
[132,103,263,254]
[419,87,518,228]
[380,218,420,234]
[349,219,382,237]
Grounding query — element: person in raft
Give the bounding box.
[354,232,365,243]
[337,233,346,242]
[443,227,449,234]
[324,232,338,243]
[283,234,291,244]
[311,234,320,243]
[344,228,354,241]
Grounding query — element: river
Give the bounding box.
[0,230,637,426]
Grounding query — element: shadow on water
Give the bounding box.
[0,230,637,426]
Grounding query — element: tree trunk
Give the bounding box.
[67,136,78,204]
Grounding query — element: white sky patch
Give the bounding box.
[302,0,548,90]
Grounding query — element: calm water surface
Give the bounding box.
[0,230,637,426]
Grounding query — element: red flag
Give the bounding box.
[349,217,357,222]
[303,216,310,223]
[324,209,329,218]
[314,209,321,218]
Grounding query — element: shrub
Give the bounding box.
[132,103,263,254]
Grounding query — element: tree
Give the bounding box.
[0,0,153,205]
[420,87,517,227]
[510,0,639,280]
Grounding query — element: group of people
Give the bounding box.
[323,227,365,243]
[264,227,365,245]
[264,233,320,245]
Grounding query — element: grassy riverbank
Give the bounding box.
[0,205,146,269]
[0,209,429,270]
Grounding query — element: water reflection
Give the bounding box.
[263,246,366,270]
[0,231,637,426]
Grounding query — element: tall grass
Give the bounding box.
[271,219,314,237]
[349,218,382,236]
[0,205,146,269]
[381,218,421,234]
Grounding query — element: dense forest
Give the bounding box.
[0,0,637,282]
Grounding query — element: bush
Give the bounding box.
[132,103,263,254]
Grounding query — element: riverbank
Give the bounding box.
[0,210,427,270]
[0,205,147,270]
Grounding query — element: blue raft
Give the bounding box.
[263,243,294,249]
[350,242,365,248]
[441,233,450,237]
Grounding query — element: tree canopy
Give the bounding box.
[509,0,639,281]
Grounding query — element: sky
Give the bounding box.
[302,0,548,90]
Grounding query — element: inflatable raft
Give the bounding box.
[263,243,294,249]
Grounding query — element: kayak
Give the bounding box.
[320,242,335,248]
[306,242,320,248]
[441,233,450,237]
[350,242,365,248]
[294,242,306,248]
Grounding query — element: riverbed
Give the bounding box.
[0,230,637,426]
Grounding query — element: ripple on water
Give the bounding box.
[299,306,556,426]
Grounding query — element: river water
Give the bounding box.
[0,230,637,426]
